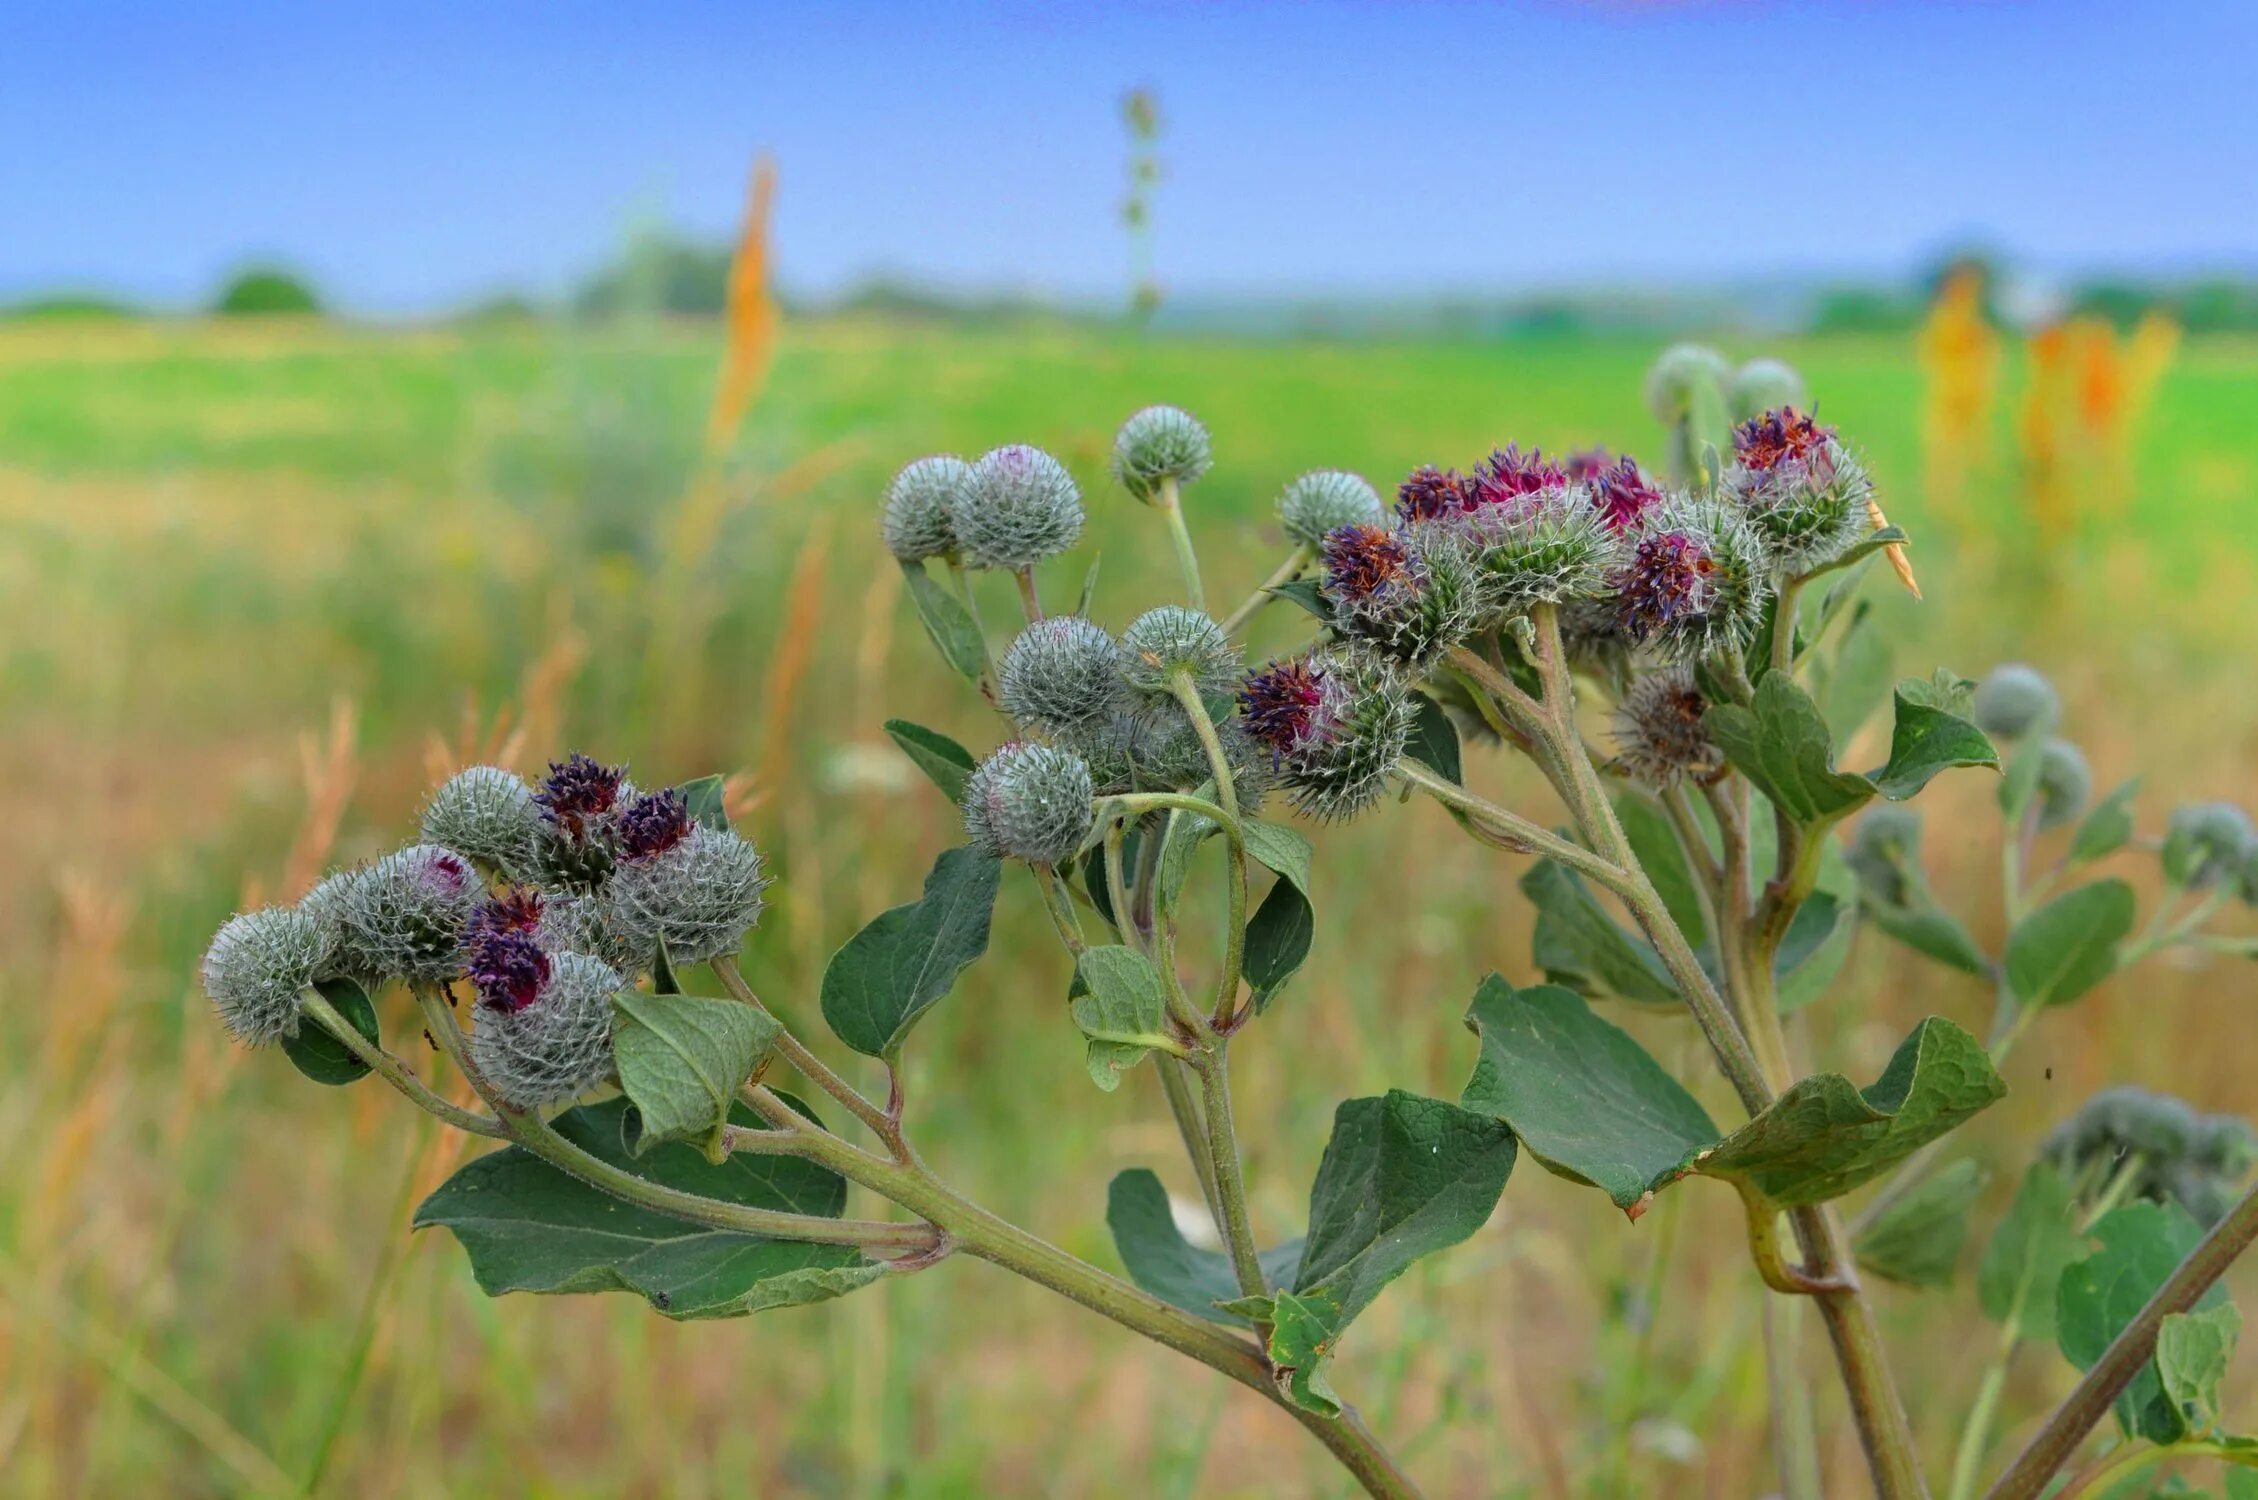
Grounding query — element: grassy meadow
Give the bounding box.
[1,312,2255,1498]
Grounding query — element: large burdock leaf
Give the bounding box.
[612,991,779,1161]
[1520,860,1679,1008]
[1104,1168,1302,1328]
[2057,1200,2230,1443]
[1460,976,2004,1215]
[415,1098,885,1320]
[285,976,380,1087]
[899,559,988,684]
[820,846,1001,1059]
[882,719,977,803]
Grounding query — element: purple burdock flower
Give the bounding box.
[1733,406,1833,472]
[1321,523,1416,604]
[1564,447,1614,482]
[466,919,551,1013]
[1396,465,1476,524]
[535,753,626,835]
[618,789,692,862]
[1239,657,1336,760]
[1587,455,1664,533]
[467,887,544,944]
[1615,529,1719,641]
[1467,444,1567,513]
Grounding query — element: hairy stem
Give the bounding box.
[1170,671,1250,1024]
[1219,543,1314,636]
[711,955,903,1156]
[298,989,505,1137]
[1194,1043,1269,1304]
[1156,475,1206,611]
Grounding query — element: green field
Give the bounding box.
[3,316,2255,1497]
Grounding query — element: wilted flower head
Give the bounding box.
[961,743,1097,865]
[1613,670,1722,787]
[1610,494,1772,664]
[338,844,483,985]
[203,907,325,1046]
[1321,523,1487,667]
[1730,358,1809,421]
[1111,405,1212,503]
[881,455,973,562]
[1971,664,2060,740]
[1278,470,1385,548]
[1001,615,1125,734]
[1238,651,1413,820]
[1723,407,1873,573]
[469,951,622,1110]
[1118,606,1240,698]
[955,444,1085,571]
[1644,343,1731,425]
[421,765,539,881]
[604,823,770,965]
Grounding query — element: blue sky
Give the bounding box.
[6,1,2252,314]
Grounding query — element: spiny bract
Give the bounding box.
[1000,615,1126,735]
[420,765,540,880]
[962,743,1096,865]
[1278,470,1385,547]
[202,906,326,1046]
[1110,405,1212,503]
[604,823,770,965]
[955,444,1085,571]
[882,455,973,562]
[469,951,624,1110]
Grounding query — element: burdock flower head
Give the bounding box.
[420,765,540,881]
[465,898,552,1013]
[1117,606,1241,699]
[530,753,633,890]
[1643,342,1731,425]
[1001,615,1126,735]
[2033,738,2092,832]
[2163,802,2256,891]
[1320,522,1485,668]
[1609,493,1772,664]
[1971,663,2060,740]
[1111,405,1212,504]
[1238,651,1413,821]
[469,950,623,1110]
[603,795,770,965]
[1722,406,1874,573]
[1395,465,1478,525]
[954,444,1085,571]
[881,455,974,562]
[1444,447,1617,611]
[962,743,1097,865]
[1584,455,1665,533]
[471,885,640,978]
[1612,669,1723,787]
[202,907,326,1046]
[1730,358,1809,421]
[337,844,483,985]
[1278,470,1385,548]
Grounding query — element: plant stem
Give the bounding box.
[1772,575,1805,678]
[945,555,997,694]
[1170,671,1249,1024]
[1013,566,1045,622]
[1156,476,1205,610]
[1396,759,1631,896]
[298,989,505,1137]
[1219,543,1314,636]
[711,955,902,1153]
[1766,1295,1826,1500]
[1194,1042,1269,1303]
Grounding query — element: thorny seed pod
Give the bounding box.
[1729,358,1809,421]
[202,907,325,1046]
[1643,343,1731,425]
[955,444,1085,571]
[469,948,623,1110]
[1001,616,1127,735]
[1846,805,1924,909]
[1971,664,2060,740]
[1238,651,1414,821]
[1610,493,1773,664]
[1320,523,1487,669]
[337,844,483,985]
[1118,606,1241,698]
[420,765,540,881]
[1722,408,1874,574]
[1612,669,1723,787]
[881,455,973,562]
[2033,738,2092,832]
[1278,470,1385,548]
[1111,405,1212,503]
[529,753,634,891]
[962,742,1097,865]
[605,819,771,965]
[2163,802,2256,889]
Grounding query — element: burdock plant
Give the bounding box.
[205,356,2258,1500]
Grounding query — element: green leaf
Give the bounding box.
[2160,1303,2242,1435]
[1404,693,1463,784]
[1239,820,1316,1011]
[1520,859,1680,1008]
[1155,789,1221,918]
[1896,667,1977,717]
[820,846,1002,1058]
[1776,890,1856,1014]
[612,992,779,1162]
[882,719,977,803]
[2005,879,2137,1008]
[1266,1289,1347,1415]
[285,976,380,1086]
[1070,945,1180,1091]
[1074,553,1102,617]
[2058,1200,2230,1443]
[1820,613,1896,746]
[1460,976,1716,1215]
[1269,576,1334,623]
[899,559,988,684]
[1104,1168,1302,1328]
[1854,1157,1990,1288]
[1804,526,1911,588]
[1615,793,1708,950]
[1461,978,2004,1211]
[674,774,730,831]
[413,1097,884,1320]
[1863,897,1994,978]
[1706,673,1877,829]
[1869,681,2000,801]
[2071,780,2142,865]
[1977,1161,2081,1341]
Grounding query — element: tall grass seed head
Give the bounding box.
[1118,606,1241,698]
[1321,523,1486,668]
[1972,663,2060,739]
[1279,469,1385,547]
[202,906,325,1046]
[1610,492,1773,664]
[961,742,1097,865]
[1723,407,1874,573]
[1729,358,1809,420]
[1001,615,1126,735]
[341,843,484,984]
[882,455,972,562]
[956,444,1085,570]
[420,764,540,880]
[1238,651,1413,821]
[530,753,634,890]
[469,950,623,1110]
[1644,342,1731,425]
[604,821,770,965]
[2163,801,2256,890]
[1613,669,1723,787]
[1847,805,1924,908]
[1111,405,1212,503]
[2033,738,2092,832]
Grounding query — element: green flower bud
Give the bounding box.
[1971,664,2059,739]
[1277,470,1384,548]
[955,444,1085,571]
[420,765,540,880]
[1118,606,1241,698]
[202,907,324,1046]
[1000,616,1126,735]
[1729,358,1809,421]
[881,455,972,562]
[1847,805,1924,908]
[1111,405,1212,503]
[2033,738,2092,832]
[1644,343,1731,425]
[1612,669,1722,788]
[299,866,375,986]
[339,845,483,985]
[470,951,622,1110]
[962,743,1096,865]
[603,824,770,966]
[2163,801,2255,888]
